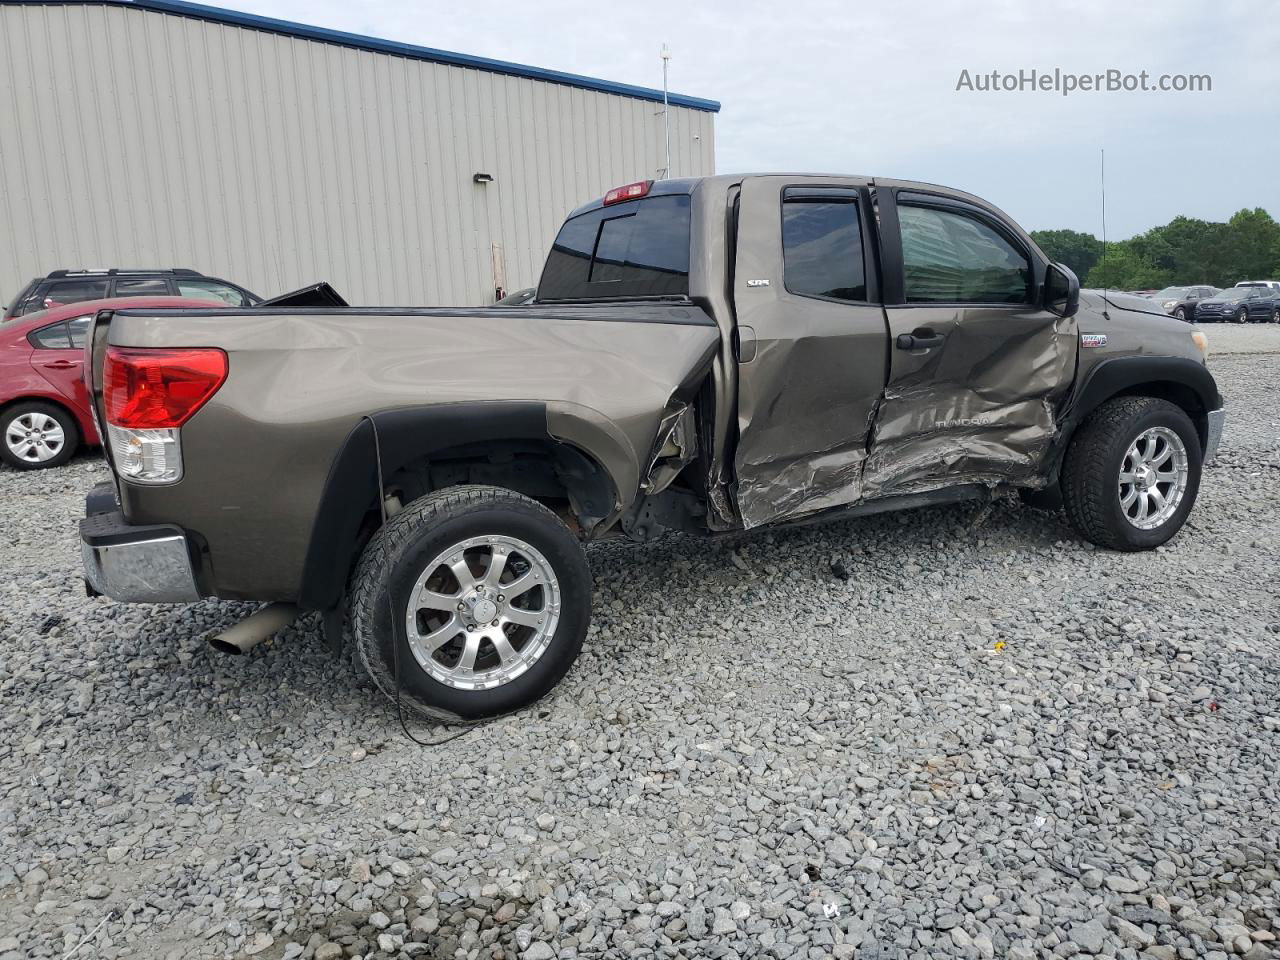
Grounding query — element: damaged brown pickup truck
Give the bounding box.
[80,174,1224,720]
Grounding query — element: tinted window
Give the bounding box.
[176,280,252,306]
[29,321,72,349]
[782,197,866,302]
[42,279,109,309]
[115,278,170,296]
[899,205,1031,304]
[539,194,690,301]
[66,315,91,349]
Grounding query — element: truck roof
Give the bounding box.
[566,173,1006,220]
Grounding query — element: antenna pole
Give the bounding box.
[661,44,672,179]
[1100,147,1109,314]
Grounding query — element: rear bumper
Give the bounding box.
[80,484,201,603]
[1204,408,1226,463]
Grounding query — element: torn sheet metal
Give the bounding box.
[640,401,697,496]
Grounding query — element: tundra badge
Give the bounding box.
[1081,333,1108,348]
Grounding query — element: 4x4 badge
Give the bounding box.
[1081,334,1107,348]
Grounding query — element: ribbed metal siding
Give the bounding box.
[0,3,716,306]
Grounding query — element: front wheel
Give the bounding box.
[1236,307,1249,324]
[349,485,591,722]
[1272,306,1280,324]
[1173,306,1187,322]
[1061,397,1202,551]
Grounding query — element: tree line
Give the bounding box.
[1030,208,1280,290]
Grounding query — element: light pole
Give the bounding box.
[661,43,671,179]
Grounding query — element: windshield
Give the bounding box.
[1215,288,1250,300]
[1153,287,1189,299]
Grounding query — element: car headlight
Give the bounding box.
[1163,300,1178,310]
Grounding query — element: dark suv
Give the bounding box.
[4,268,260,319]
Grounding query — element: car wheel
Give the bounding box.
[1061,397,1201,552]
[0,401,80,470]
[1236,307,1249,324]
[349,484,591,722]
[1272,306,1280,324]
[1173,306,1186,322]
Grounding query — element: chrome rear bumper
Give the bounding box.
[81,487,201,603]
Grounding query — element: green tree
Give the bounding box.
[1030,228,1102,279]
[1224,208,1280,283]
[1084,244,1171,290]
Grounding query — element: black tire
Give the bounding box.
[1173,306,1186,322]
[1272,306,1280,324]
[1235,307,1249,324]
[1061,397,1202,552]
[0,401,80,470]
[349,485,591,722]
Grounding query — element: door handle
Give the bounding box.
[895,328,945,351]
[735,325,757,363]
[44,359,79,369]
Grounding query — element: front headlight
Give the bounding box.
[1191,331,1210,360]
[1163,300,1178,310]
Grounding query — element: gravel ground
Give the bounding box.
[1,352,1277,960]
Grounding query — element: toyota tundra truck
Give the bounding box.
[79,174,1225,721]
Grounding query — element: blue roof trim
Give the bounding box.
[99,0,721,112]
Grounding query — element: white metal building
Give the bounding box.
[0,1,719,306]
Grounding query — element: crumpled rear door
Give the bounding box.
[731,176,889,527]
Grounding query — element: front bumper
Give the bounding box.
[1204,408,1226,463]
[81,485,201,603]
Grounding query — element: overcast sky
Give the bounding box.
[226,0,1277,239]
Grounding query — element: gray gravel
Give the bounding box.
[1,353,1277,960]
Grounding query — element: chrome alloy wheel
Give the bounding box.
[1118,426,1189,530]
[404,534,561,690]
[5,411,65,463]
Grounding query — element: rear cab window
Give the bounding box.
[538,193,691,301]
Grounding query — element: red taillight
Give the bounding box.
[103,347,228,428]
[603,180,651,205]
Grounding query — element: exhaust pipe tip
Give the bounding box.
[208,602,301,656]
[208,636,248,656]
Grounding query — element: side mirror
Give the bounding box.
[1043,262,1079,318]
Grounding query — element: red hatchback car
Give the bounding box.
[0,296,214,469]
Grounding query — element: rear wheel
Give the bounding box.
[1,401,79,470]
[349,485,591,722]
[1062,397,1202,551]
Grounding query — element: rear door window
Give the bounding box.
[42,279,109,309]
[782,194,867,302]
[29,321,72,349]
[66,315,92,349]
[176,279,252,306]
[539,194,691,301]
[114,278,171,297]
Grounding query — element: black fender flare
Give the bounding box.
[296,402,625,612]
[1049,355,1222,470]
